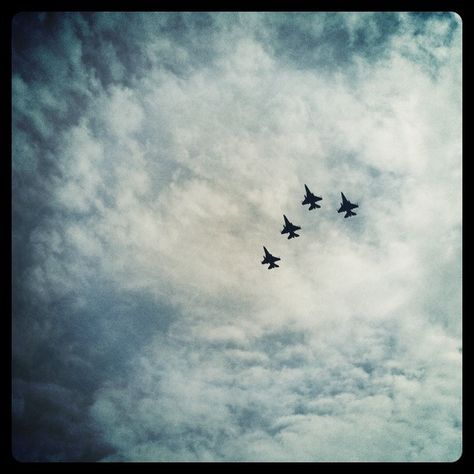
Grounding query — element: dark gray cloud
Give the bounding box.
[13,380,115,461]
[12,12,461,461]
[12,272,175,460]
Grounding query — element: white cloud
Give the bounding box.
[14,12,461,461]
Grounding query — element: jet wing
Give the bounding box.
[262,247,280,264]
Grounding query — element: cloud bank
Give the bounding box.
[12,12,462,461]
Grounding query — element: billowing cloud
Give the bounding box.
[12,12,461,461]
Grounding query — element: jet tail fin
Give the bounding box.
[268,263,279,269]
[344,210,357,218]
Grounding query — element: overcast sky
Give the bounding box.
[12,12,462,462]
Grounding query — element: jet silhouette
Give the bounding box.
[261,246,281,269]
[281,215,301,239]
[302,184,322,210]
[337,192,358,218]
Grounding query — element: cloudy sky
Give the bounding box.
[12,12,462,462]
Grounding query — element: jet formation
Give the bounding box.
[261,186,358,269]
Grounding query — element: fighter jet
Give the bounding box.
[302,184,322,210]
[281,215,301,239]
[337,192,358,218]
[261,246,281,269]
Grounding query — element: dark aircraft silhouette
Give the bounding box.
[261,247,281,269]
[302,184,322,210]
[281,215,301,239]
[338,192,358,218]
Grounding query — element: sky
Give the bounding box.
[12,12,462,462]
